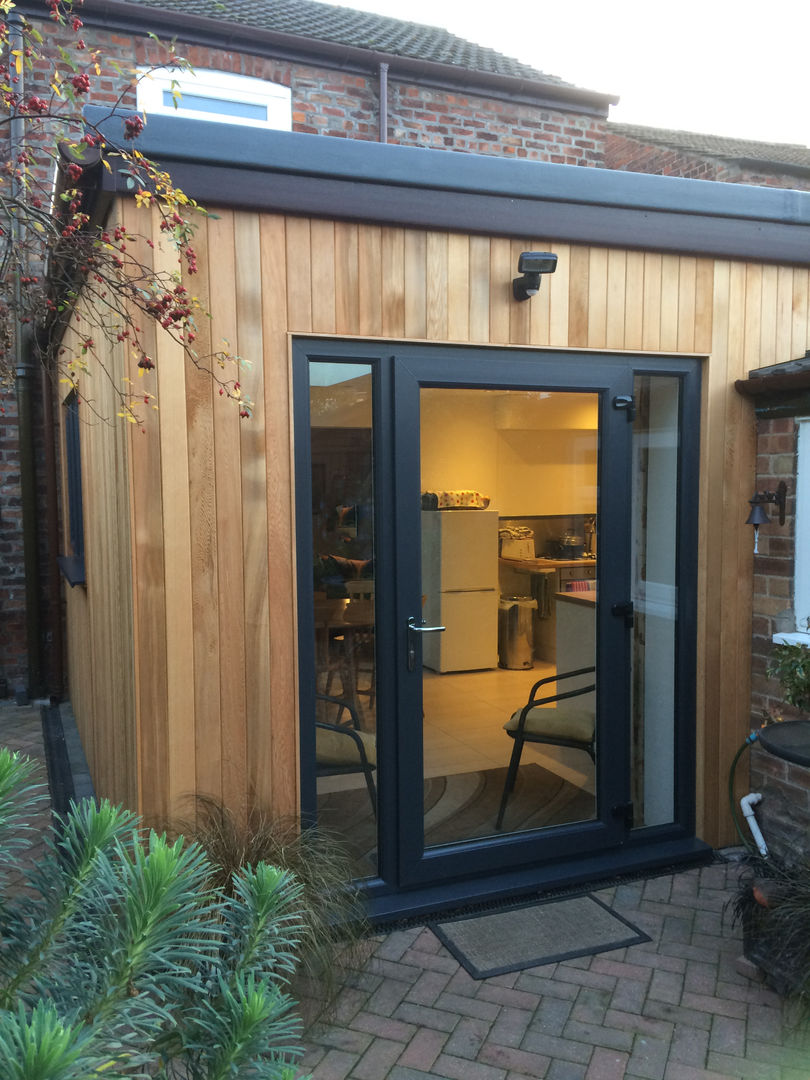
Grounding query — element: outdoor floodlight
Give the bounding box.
[513,251,558,301]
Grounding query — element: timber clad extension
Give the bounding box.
[9,0,810,908]
[61,118,810,857]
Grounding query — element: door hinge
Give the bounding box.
[612,394,636,421]
[612,802,634,829]
[611,600,634,628]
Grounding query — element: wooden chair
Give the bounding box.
[315,693,377,817]
[495,667,596,830]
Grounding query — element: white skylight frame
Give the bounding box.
[136,68,291,131]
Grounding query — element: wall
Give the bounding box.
[66,201,810,848]
[59,272,138,811]
[1,12,614,698]
[606,132,810,191]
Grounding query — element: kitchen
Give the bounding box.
[417,385,600,836]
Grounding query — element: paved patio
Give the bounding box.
[298,862,810,1080]
[0,700,807,1079]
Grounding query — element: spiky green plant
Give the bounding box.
[732,852,810,1014]
[182,798,370,1017]
[0,747,309,1079]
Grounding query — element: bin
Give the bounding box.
[498,596,537,669]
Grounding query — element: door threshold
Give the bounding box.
[366,836,713,925]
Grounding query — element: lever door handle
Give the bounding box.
[407,617,445,670]
[408,617,446,633]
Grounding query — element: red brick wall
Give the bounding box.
[750,417,798,724]
[0,398,26,693]
[746,416,810,864]
[606,133,810,191]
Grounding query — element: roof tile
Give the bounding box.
[122,0,574,86]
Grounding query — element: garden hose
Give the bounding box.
[728,731,761,849]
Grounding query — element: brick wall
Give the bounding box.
[746,415,810,864]
[606,133,810,191]
[0,397,26,694]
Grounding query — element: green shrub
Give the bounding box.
[767,642,810,712]
[0,748,309,1079]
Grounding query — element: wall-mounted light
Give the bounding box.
[745,482,787,553]
[513,251,558,301]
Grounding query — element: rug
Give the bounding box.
[317,763,595,875]
[429,893,651,979]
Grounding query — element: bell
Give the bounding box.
[745,503,770,526]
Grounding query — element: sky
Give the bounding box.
[337,0,810,147]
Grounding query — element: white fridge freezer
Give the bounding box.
[420,509,499,672]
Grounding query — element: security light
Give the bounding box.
[513,251,558,301]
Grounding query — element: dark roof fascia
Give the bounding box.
[87,108,810,267]
[736,370,810,396]
[18,0,615,117]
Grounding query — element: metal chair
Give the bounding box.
[315,693,377,817]
[495,667,596,830]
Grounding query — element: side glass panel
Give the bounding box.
[307,362,377,878]
[630,375,680,828]
[419,388,599,845]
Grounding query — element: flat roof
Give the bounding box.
[86,107,810,267]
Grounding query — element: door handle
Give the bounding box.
[407,617,445,671]
[611,601,634,628]
[407,617,446,633]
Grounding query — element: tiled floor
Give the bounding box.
[298,860,810,1080]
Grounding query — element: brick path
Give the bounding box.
[1,701,807,1079]
[299,866,810,1079]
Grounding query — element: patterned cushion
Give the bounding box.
[504,701,594,743]
[316,726,377,766]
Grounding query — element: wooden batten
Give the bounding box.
[64,207,810,847]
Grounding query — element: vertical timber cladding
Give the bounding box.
[58,218,138,811]
[117,203,810,844]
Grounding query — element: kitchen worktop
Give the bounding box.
[499,556,597,571]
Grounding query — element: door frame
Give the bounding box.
[293,339,709,918]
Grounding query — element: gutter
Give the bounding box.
[16,0,617,117]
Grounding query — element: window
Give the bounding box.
[136,68,291,131]
[58,390,85,587]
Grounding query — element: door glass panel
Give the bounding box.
[630,375,680,827]
[308,362,377,877]
[419,387,598,846]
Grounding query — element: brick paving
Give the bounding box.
[299,864,810,1079]
[0,701,807,1079]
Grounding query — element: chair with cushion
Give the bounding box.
[315,693,377,817]
[495,667,596,830]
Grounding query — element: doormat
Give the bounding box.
[429,893,650,979]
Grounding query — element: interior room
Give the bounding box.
[310,372,600,873]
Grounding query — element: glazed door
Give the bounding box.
[392,351,631,887]
[294,342,698,902]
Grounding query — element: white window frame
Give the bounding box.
[774,415,810,645]
[136,68,291,131]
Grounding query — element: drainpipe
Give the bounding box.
[10,13,42,699]
[378,62,388,143]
